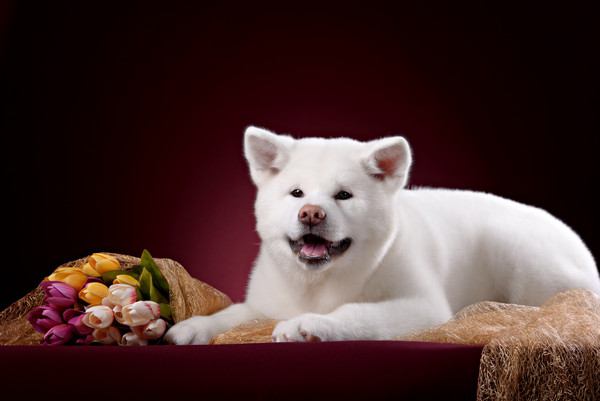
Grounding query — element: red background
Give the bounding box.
[1,2,598,308]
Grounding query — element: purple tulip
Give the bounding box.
[43,323,74,345]
[45,296,76,310]
[40,281,77,310]
[62,308,81,322]
[27,305,63,334]
[61,308,94,343]
[40,281,77,301]
[67,313,93,336]
[75,334,94,345]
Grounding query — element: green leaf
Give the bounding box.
[159,303,172,321]
[101,270,121,283]
[129,265,143,275]
[138,268,153,299]
[135,286,144,302]
[150,283,168,304]
[128,272,140,280]
[140,249,170,295]
[138,267,168,303]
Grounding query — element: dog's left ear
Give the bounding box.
[362,136,412,189]
[244,126,294,185]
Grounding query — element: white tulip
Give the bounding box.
[102,297,115,308]
[113,305,125,324]
[121,332,148,346]
[92,326,121,344]
[134,319,167,340]
[120,301,160,327]
[107,284,137,307]
[82,305,114,329]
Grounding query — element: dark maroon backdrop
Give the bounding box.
[1,2,598,308]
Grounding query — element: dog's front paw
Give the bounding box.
[164,316,217,345]
[272,313,339,342]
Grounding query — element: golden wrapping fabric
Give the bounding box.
[210,319,278,344]
[401,289,600,401]
[0,287,45,345]
[0,253,232,345]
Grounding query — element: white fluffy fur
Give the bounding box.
[165,126,600,344]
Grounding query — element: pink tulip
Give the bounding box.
[27,306,63,334]
[43,323,74,345]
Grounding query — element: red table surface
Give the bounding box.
[0,341,482,401]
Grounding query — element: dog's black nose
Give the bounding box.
[298,204,326,226]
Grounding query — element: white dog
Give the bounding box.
[166,126,600,344]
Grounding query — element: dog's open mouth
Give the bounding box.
[288,234,352,266]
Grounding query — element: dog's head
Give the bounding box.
[244,126,412,272]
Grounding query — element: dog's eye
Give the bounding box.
[290,189,304,198]
[334,190,353,200]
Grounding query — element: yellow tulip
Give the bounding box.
[48,267,88,292]
[113,274,139,287]
[82,253,121,277]
[79,282,109,305]
[81,262,101,277]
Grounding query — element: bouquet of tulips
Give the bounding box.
[27,250,172,345]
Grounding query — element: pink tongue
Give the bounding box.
[301,243,328,258]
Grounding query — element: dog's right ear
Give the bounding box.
[244,126,294,185]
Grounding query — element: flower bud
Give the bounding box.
[63,310,93,336]
[121,332,148,346]
[92,326,122,345]
[47,267,88,292]
[133,318,167,340]
[82,305,114,329]
[27,306,63,334]
[41,281,79,310]
[79,282,109,305]
[119,301,160,327]
[81,253,120,277]
[113,274,139,287]
[107,284,137,307]
[75,334,95,345]
[43,324,74,345]
[40,281,77,303]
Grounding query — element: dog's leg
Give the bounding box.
[272,297,451,342]
[165,303,264,344]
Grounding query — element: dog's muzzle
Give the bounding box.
[288,234,352,267]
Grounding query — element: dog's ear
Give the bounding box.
[244,126,294,185]
[362,136,412,189]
